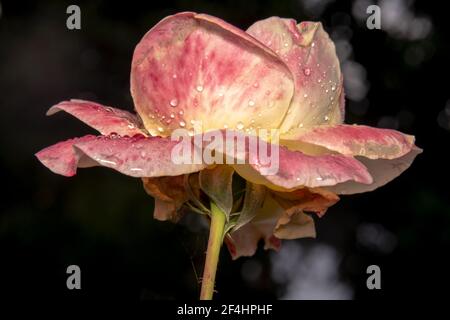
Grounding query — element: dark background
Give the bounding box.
[0,0,449,301]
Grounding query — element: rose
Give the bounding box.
[36,12,421,299]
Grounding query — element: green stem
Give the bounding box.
[200,201,226,300]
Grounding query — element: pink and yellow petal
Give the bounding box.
[326,146,422,194]
[247,17,344,133]
[36,134,206,178]
[131,12,294,136]
[281,124,416,159]
[47,99,146,136]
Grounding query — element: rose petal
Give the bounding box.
[35,135,98,176]
[142,175,189,221]
[272,187,339,217]
[226,195,282,259]
[131,12,294,136]
[247,17,344,133]
[47,99,146,136]
[281,124,416,159]
[326,146,422,194]
[191,129,372,191]
[36,134,206,178]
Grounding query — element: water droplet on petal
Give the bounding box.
[172,74,177,79]
[179,121,186,127]
[170,99,178,107]
[284,42,289,47]
[236,122,244,130]
[303,93,308,98]
[316,176,323,181]
[157,127,164,133]
[331,85,336,91]
[179,110,184,116]
[170,113,175,119]
[248,100,255,107]
[196,85,204,92]
[298,123,304,128]
[303,68,311,76]
[324,115,330,121]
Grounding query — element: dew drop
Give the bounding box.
[223,124,228,129]
[170,99,178,107]
[298,123,304,128]
[236,122,244,130]
[331,85,336,91]
[127,123,135,129]
[303,93,308,98]
[253,82,259,88]
[179,121,186,127]
[248,100,255,107]
[172,74,177,79]
[170,113,175,119]
[324,115,330,121]
[311,42,315,47]
[179,110,184,116]
[196,85,204,92]
[303,68,311,76]
[140,151,146,158]
[284,42,289,47]
[316,176,323,181]
[157,127,164,133]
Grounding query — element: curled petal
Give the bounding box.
[142,175,190,222]
[274,211,315,240]
[233,144,373,191]
[188,129,372,191]
[272,187,339,217]
[36,134,206,178]
[226,188,337,259]
[226,195,282,259]
[47,99,146,136]
[35,135,98,176]
[282,124,416,159]
[131,12,294,135]
[247,17,344,132]
[326,146,422,194]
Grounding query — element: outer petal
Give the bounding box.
[35,135,98,177]
[142,175,189,222]
[226,188,337,259]
[247,17,344,133]
[36,134,206,177]
[131,12,294,136]
[47,99,146,136]
[281,124,416,159]
[193,130,372,191]
[225,195,282,259]
[326,146,422,194]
